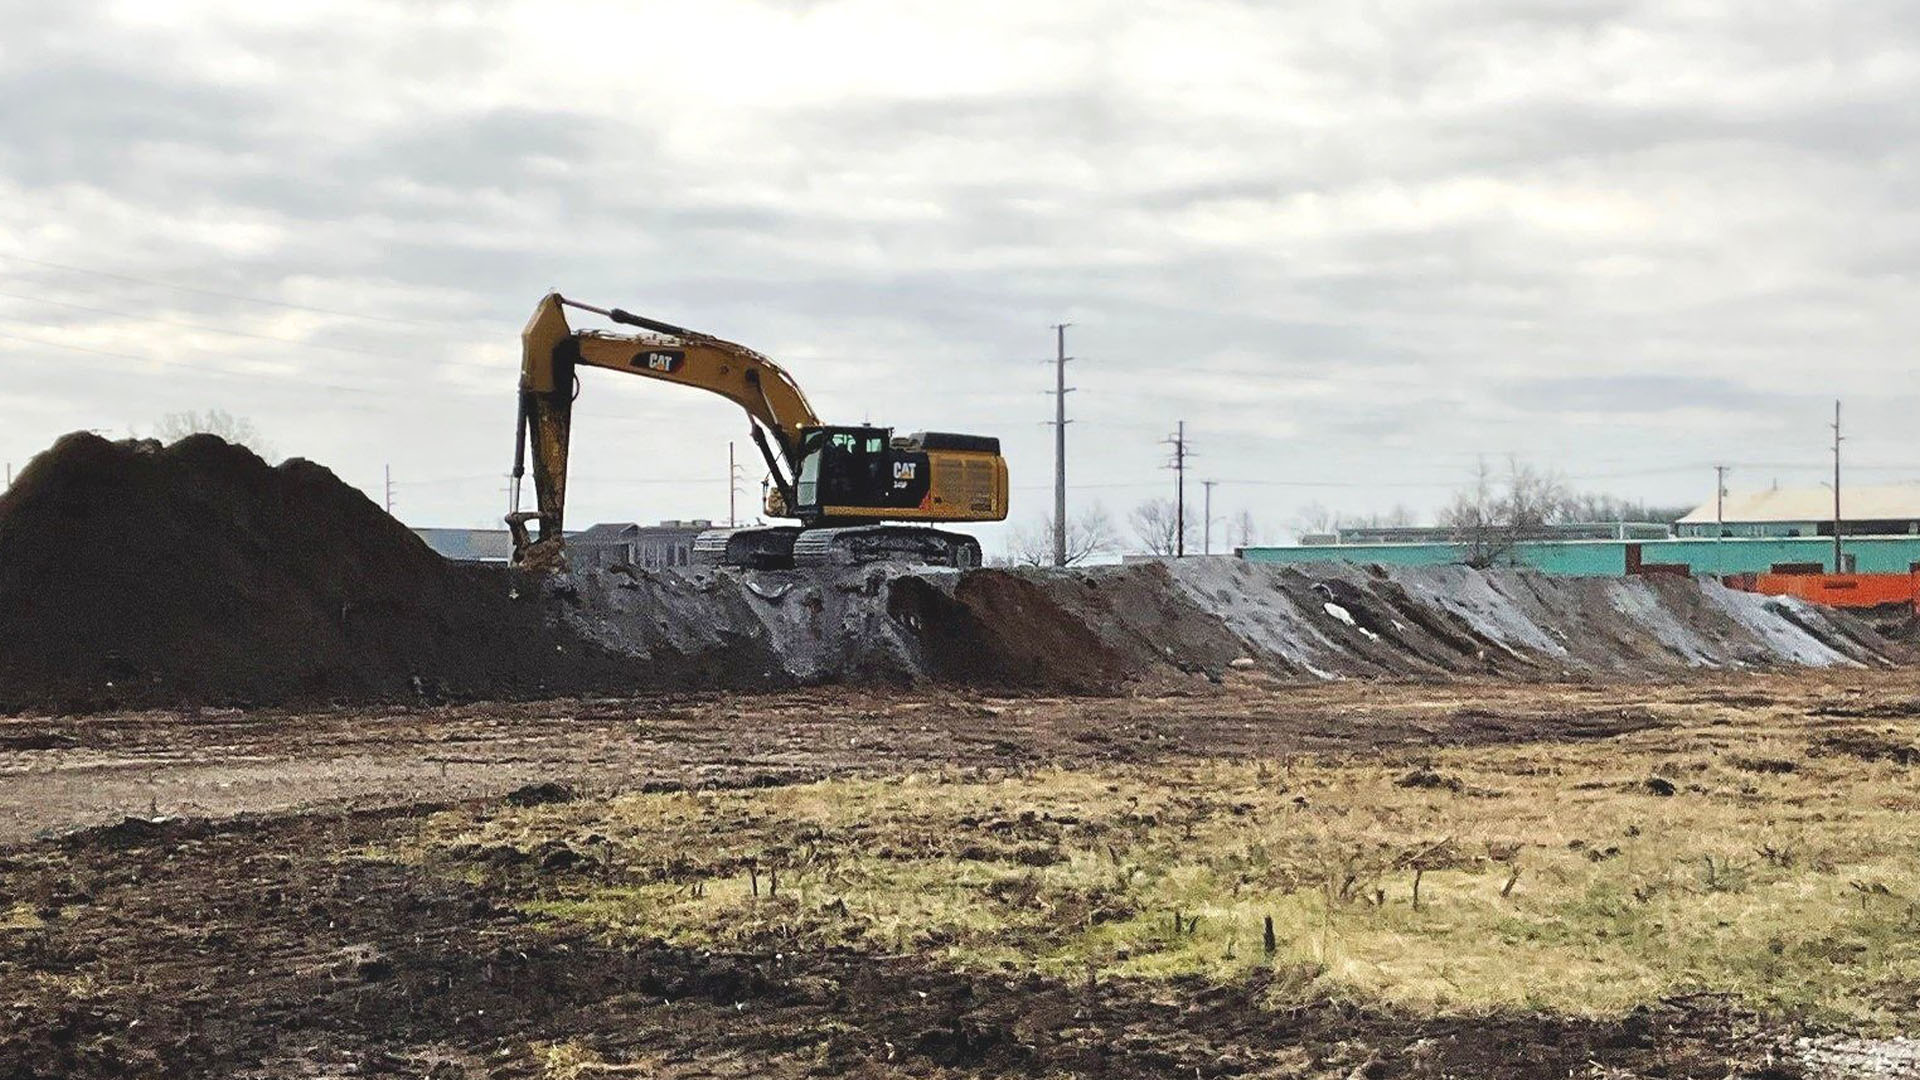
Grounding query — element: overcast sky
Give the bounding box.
[4,0,1917,552]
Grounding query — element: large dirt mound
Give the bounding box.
[557,556,1908,694]
[0,432,1906,713]
[1148,558,1904,678]
[0,433,751,711]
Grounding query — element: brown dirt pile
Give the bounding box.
[0,431,1906,714]
[0,433,724,712]
[886,572,1135,690]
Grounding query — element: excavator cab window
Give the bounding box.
[794,426,895,516]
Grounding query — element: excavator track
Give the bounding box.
[789,525,983,570]
[692,526,803,570]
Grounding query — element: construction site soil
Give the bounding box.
[0,434,765,713]
[2,435,1916,1076]
[0,434,1907,714]
[3,673,1907,1079]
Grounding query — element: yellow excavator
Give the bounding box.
[507,293,1008,570]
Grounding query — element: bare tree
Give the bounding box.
[1005,504,1120,567]
[154,409,275,459]
[1340,504,1420,530]
[1503,457,1570,535]
[1291,501,1335,537]
[1129,498,1190,556]
[1560,492,1693,524]
[1233,509,1261,548]
[1442,456,1573,567]
[1441,457,1510,568]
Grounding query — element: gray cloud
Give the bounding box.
[1503,374,1782,415]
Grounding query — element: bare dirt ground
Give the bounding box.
[1,672,1863,844]
[4,670,1918,1078]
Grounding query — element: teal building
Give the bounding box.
[1238,536,1920,577]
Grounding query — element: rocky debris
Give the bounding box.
[561,560,921,686]
[1797,1035,1920,1079]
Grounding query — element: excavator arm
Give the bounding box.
[509,292,821,559]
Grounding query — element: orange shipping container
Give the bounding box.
[1743,572,1920,610]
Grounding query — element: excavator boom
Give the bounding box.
[512,293,819,554]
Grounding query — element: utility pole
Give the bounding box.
[1831,399,1845,573]
[384,464,394,516]
[1202,480,1217,555]
[728,441,743,527]
[1714,465,1728,538]
[1164,421,1188,557]
[1046,324,1074,566]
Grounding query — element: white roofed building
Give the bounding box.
[1675,484,1920,539]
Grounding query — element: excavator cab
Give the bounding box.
[794,427,924,517]
[790,426,1006,524]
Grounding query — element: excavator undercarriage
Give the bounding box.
[691,524,983,570]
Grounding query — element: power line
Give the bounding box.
[397,472,728,486]
[0,288,411,361]
[0,324,830,448]
[0,285,518,377]
[0,328,389,397]
[0,251,510,331]
[13,251,1919,418]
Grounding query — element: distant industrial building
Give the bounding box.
[570,520,714,570]
[1301,522,1671,546]
[412,527,514,563]
[412,520,717,569]
[1240,536,1920,577]
[1244,483,1920,578]
[1673,484,1920,539]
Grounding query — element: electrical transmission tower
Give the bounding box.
[728,440,748,527]
[1713,465,1729,539]
[1163,421,1189,557]
[1045,324,1074,566]
[1831,400,1845,572]
[1201,479,1217,555]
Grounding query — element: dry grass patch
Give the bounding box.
[398,704,1920,1026]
